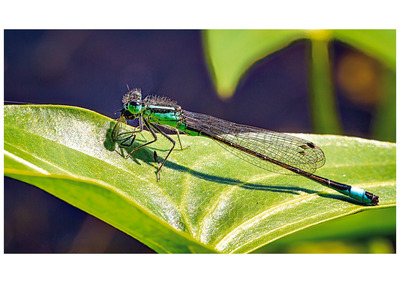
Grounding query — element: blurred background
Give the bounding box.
[4,30,395,253]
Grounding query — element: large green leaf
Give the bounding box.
[4,105,396,253]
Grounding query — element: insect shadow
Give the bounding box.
[104,121,161,168]
[104,123,361,204]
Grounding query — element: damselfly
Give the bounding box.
[112,89,379,205]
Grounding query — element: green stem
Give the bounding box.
[371,68,396,142]
[308,37,342,134]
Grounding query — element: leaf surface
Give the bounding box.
[4,105,396,253]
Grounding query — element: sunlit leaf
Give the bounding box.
[4,105,396,253]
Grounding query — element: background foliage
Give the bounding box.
[204,30,395,141]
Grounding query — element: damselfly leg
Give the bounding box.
[113,116,177,180]
[149,122,176,180]
[175,129,190,150]
[112,116,147,147]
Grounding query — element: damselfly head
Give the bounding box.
[122,88,144,115]
[122,88,142,106]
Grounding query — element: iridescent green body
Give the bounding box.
[127,101,202,136]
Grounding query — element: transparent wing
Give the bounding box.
[182,110,325,175]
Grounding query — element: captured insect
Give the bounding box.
[112,88,379,205]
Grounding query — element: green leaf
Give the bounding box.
[332,29,396,70]
[204,30,395,98]
[255,206,396,253]
[203,30,307,97]
[4,105,396,253]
